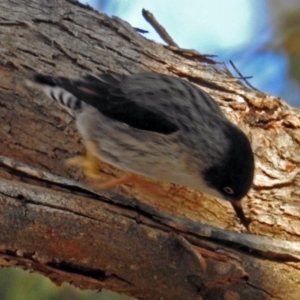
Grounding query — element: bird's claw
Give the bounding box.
[65,155,103,179]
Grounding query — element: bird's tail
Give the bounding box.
[32,74,82,115]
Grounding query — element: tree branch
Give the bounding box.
[0,0,300,299]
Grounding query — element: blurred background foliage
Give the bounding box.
[2,0,300,299]
[0,268,131,300]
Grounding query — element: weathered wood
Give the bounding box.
[0,0,300,299]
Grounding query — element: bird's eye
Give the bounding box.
[223,186,234,194]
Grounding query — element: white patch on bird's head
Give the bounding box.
[184,174,226,201]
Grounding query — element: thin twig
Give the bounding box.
[133,27,149,34]
[230,60,258,90]
[142,8,178,47]
[168,47,219,64]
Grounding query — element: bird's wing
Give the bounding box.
[34,73,179,135]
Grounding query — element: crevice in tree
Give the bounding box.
[47,261,107,281]
[246,282,283,300]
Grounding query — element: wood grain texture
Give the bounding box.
[0,0,300,299]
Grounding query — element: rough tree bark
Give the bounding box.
[1,0,300,299]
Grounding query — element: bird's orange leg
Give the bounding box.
[66,141,166,196]
[92,172,165,198]
[93,173,138,189]
[65,140,103,179]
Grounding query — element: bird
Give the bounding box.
[31,71,255,228]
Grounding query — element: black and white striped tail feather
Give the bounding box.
[33,74,82,116]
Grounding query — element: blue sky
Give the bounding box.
[86,0,298,105]
[101,0,256,51]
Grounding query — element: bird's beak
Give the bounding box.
[230,200,250,230]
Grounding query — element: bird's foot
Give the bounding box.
[66,139,165,196]
[65,154,103,179]
[91,172,165,197]
[65,140,104,179]
[90,173,135,190]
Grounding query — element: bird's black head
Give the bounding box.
[204,123,255,202]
